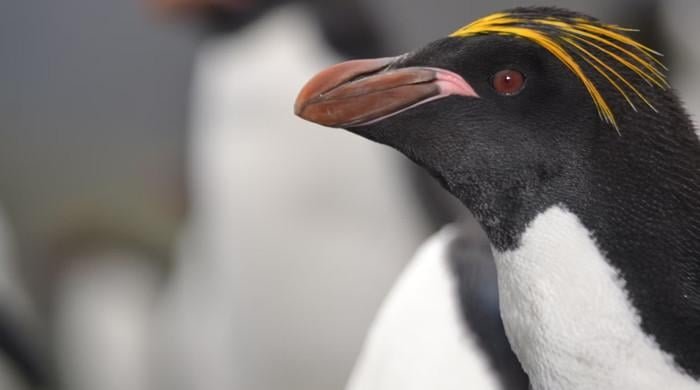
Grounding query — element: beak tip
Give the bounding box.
[293,101,303,118]
[294,97,314,123]
[294,83,321,121]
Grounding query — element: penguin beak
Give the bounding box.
[295,56,478,128]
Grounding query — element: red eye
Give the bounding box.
[491,69,525,96]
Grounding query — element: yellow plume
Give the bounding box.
[451,11,667,131]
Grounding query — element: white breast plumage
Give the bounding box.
[493,205,699,390]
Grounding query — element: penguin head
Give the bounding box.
[295,7,686,247]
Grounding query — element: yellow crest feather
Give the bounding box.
[450,11,668,131]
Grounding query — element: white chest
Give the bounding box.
[492,206,699,390]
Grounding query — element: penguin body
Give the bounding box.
[347,225,502,390]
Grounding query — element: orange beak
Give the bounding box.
[295,56,478,128]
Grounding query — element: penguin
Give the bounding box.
[295,7,700,390]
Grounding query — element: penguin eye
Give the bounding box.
[491,69,526,96]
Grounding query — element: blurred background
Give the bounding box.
[0,0,698,389]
